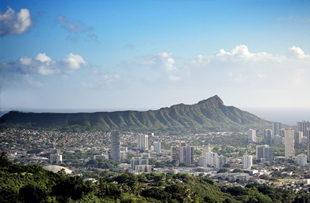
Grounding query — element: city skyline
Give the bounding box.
[1,1,310,114]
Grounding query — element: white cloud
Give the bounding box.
[0,53,87,76]
[140,52,176,71]
[286,46,308,59]
[61,53,87,73]
[0,6,32,36]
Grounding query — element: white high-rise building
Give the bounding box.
[199,156,208,167]
[202,145,211,156]
[207,152,218,167]
[284,128,295,159]
[137,134,148,150]
[248,129,257,143]
[111,130,121,161]
[154,141,161,153]
[296,154,307,166]
[243,155,253,169]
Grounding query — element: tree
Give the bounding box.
[0,151,13,167]
[19,185,47,203]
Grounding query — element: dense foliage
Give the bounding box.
[1,151,308,203]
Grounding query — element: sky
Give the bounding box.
[1,0,310,122]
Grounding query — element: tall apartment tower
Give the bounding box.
[248,129,257,143]
[284,128,295,159]
[272,122,281,137]
[137,134,148,150]
[256,145,272,161]
[297,121,310,137]
[243,155,253,169]
[202,145,211,156]
[179,141,187,163]
[185,146,194,165]
[307,128,310,162]
[111,130,121,161]
[263,129,273,145]
[153,141,161,153]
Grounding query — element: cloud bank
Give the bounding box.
[1,53,87,75]
[0,6,33,36]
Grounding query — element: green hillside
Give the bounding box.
[0,95,270,132]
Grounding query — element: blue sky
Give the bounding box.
[1,0,310,114]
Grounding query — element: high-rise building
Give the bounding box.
[137,134,148,150]
[264,146,273,161]
[284,128,295,159]
[272,122,281,137]
[111,130,121,161]
[295,131,303,148]
[248,129,256,143]
[207,152,218,167]
[256,145,273,161]
[185,146,194,165]
[199,156,208,167]
[50,154,62,164]
[202,145,211,156]
[243,155,253,169]
[264,129,273,145]
[171,146,180,162]
[307,128,310,162]
[297,121,310,138]
[216,155,227,168]
[153,141,161,153]
[179,141,187,163]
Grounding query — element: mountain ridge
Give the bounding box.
[0,95,270,132]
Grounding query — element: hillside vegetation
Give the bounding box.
[0,95,270,132]
[1,152,307,203]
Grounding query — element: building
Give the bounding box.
[171,146,180,162]
[256,145,272,161]
[137,134,148,150]
[135,165,152,173]
[243,155,253,169]
[248,129,256,143]
[185,146,194,165]
[272,122,281,137]
[295,131,303,147]
[207,152,218,167]
[263,129,273,145]
[202,145,211,156]
[130,158,149,169]
[179,141,187,163]
[308,128,310,162]
[264,146,273,161]
[284,128,295,159]
[50,154,62,164]
[216,155,227,168]
[199,156,208,167]
[297,121,310,138]
[296,154,307,166]
[111,130,121,161]
[153,141,161,153]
